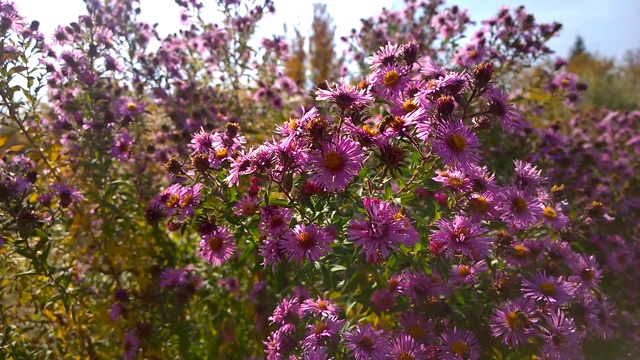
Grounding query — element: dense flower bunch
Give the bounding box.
[1,0,639,358]
[342,0,562,75]
[154,38,632,358]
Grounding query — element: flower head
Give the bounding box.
[198,227,235,266]
[342,323,390,360]
[521,273,574,305]
[540,309,584,360]
[431,119,482,172]
[282,223,333,264]
[490,297,539,346]
[316,80,374,111]
[347,197,418,262]
[438,327,481,360]
[308,137,365,192]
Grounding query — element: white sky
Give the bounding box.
[15,0,640,60]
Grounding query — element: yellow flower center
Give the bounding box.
[179,193,193,208]
[289,118,299,131]
[323,151,346,172]
[402,100,418,113]
[362,124,378,136]
[543,206,557,219]
[317,300,328,310]
[469,196,488,212]
[504,311,524,329]
[540,281,556,296]
[452,340,468,355]
[512,197,528,213]
[126,102,138,111]
[166,194,180,208]
[448,177,464,187]
[446,133,467,152]
[407,324,424,339]
[457,265,471,277]
[513,245,527,258]
[313,322,327,335]
[215,147,228,159]
[398,352,415,360]
[383,70,400,87]
[208,236,223,252]
[298,231,315,248]
[469,50,478,59]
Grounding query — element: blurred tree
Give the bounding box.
[567,44,639,111]
[284,27,306,87]
[569,36,587,59]
[283,3,343,91]
[308,3,343,88]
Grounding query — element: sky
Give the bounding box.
[15,0,640,60]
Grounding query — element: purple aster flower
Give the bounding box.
[177,183,203,219]
[591,298,617,339]
[316,80,374,112]
[265,326,297,360]
[540,309,584,360]
[302,317,345,350]
[347,197,418,262]
[159,267,186,288]
[490,297,539,347]
[438,327,481,360]
[259,237,285,270]
[437,72,470,96]
[114,97,144,118]
[342,323,390,360]
[540,203,570,230]
[433,169,473,193]
[234,194,259,216]
[484,86,520,131]
[369,42,400,70]
[37,192,53,207]
[308,137,365,192]
[387,335,426,360]
[465,191,500,222]
[51,183,83,208]
[467,164,498,192]
[430,215,492,260]
[569,254,602,293]
[513,160,545,190]
[282,223,333,264]
[303,346,331,360]
[496,185,542,230]
[371,289,396,312]
[449,260,487,287]
[259,205,293,236]
[269,296,302,327]
[506,241,530,266]
[111,131,134,161]
[109,302,124,321]
[190,128,215,153]
[521,273,574,305]
[301,296,340,318]
[398,312,435,343]
[420,60,446,80]
[198,227,235,266]
[123,330,139,360]
[371,64,410,101]
[431,119,482,172]
[161,183,182,213]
